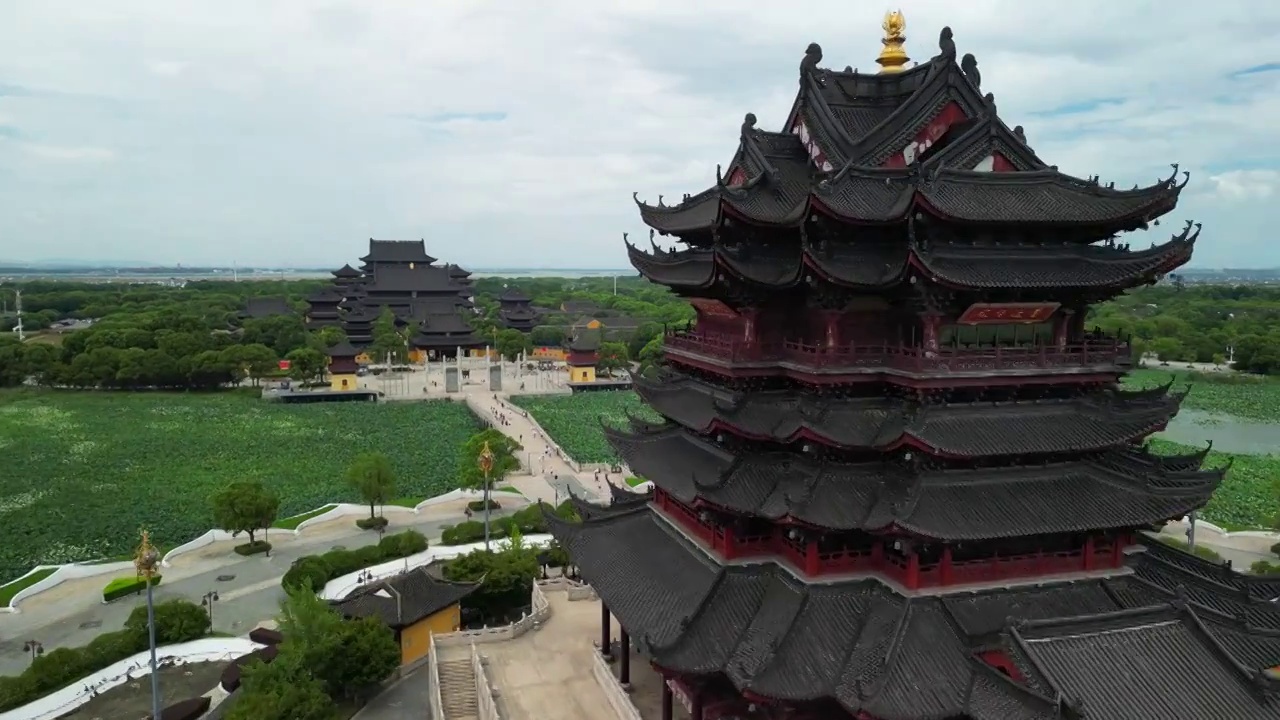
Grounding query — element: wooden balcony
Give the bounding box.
[663,331,1132,378]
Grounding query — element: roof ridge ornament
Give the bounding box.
[960,52,981,89]
[800,42,823,84]
[877,11,909,74]
[938,27,956,61]
[741,112,757,139]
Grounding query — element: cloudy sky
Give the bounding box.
[1,1,1277,269]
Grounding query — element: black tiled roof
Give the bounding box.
[627,223,1195,292]
[360,239,436,264]
[499,287,532,303]
[546,505,1280,719]
[240,297,295,319]
[364,264,459,293]
[331,567,477,629]
[635,133,1184,236]
[567,328,602,353]
[635,371,1184,457]
[607,425,1221,540]
[332,263,363,278]
[1006,605,1280,720]
[326,340,361,358]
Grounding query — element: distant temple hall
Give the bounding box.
[548,12,1280,720]
[306,239,485,360]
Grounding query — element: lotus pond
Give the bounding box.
[0,390,482,583]
[509,391,659,464]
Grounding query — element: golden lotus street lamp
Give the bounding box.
[134,528,163,720]
[478,440,495,551]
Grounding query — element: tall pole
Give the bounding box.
[1187,510,1198,551]
[478,441,495,552]
[14,290,24,342]
[135,529,162,720]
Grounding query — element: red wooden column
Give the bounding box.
[805,541,820,575]
[740,307,760,343]
[619,628,631,686]
[600,602,612,659]
[1083,536,1096,571]
[920,312,943,354]
[906,551,921,589]
[661,680,673,720]
[940,546,954,585]
[691,688,705,720]
[1054,309,1075,349]
[823,310,842,349]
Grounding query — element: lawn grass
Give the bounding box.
[625,476,647,487]
[0,390,482,583]
[0,567,56,607]
[273,504,338,530]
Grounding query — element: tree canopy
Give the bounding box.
[458,428,522,489]
[210,481,280,544]
[345,452,397,519]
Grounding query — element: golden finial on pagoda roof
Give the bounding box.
[877,9,910,74]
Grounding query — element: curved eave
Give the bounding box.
[635,374,1185,459]
[913,223,1201,290]
[624,240,717,289]
[713,245,805,288]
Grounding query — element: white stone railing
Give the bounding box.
[591,645,644,720]
[428,632,445,720]
[471,642,500,720]
[433,580,552,647]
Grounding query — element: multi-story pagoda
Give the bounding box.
[305,239,480,357]
[547,15,1280,720]
[498,286,541,332]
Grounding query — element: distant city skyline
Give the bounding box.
[1,2,1277,267]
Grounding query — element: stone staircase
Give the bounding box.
[438,658,480,720]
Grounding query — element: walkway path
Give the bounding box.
[0,502,522,677]
[436,589,619,720]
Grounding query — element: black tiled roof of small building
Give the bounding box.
[240,297,295,319]
[332,264,363,279]
[498,287,532,303]
[1004,605,1280,720]
[606,425,1221,540]
[548,504,1280,718]
[306,287,343,304]
[330,567,478,629]
[446,263,471,278]
[360,239,436,264]
[567,328,602,353]
[325,340,361,358]
[634,371,1184,458]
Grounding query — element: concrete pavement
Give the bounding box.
[0,504,522,676]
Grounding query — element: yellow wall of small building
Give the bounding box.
[329,372,358,391]
[569,366,596,383]
[399,604,462,666]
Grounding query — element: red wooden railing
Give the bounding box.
[663,331,1132,372]
[654,490,1128,589]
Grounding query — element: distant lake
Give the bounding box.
[1158,408,1280,455]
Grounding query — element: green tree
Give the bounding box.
[598,340,629,374]
[370,308,407,364]
[285,347,326,383]
[458,429,522,549]
[443,526,540,623]
[321,617,400,702]
[345,452,397,520]
[228,659,333,720]
[210,481,280,545]
[231,343,279,385]
[495,328,530,361]
[124,599,211,644]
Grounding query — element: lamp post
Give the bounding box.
[358,569,374,585]
[21,640,42,664]
[478,440,495,551]
[201,591,219,628]
[134,529,163,720]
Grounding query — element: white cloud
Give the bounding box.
[20,143,115,162]
[146,60,188,78]
[0,0,1276,267]
[1207,170,1279,202]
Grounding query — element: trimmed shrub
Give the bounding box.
[356,516,389,531]
[1270,542,1280,558]
[1252,560,1280,575]
[280,530,428,592]
[151,695,212,720]
[233,541,271,557]
[467,499,500,512]
[125,599,211,644]
[103,575,162,603]
[441,520,505,546]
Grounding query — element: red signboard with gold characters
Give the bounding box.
[957,302,1060,325]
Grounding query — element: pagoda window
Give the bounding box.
[940,321,1054,349]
